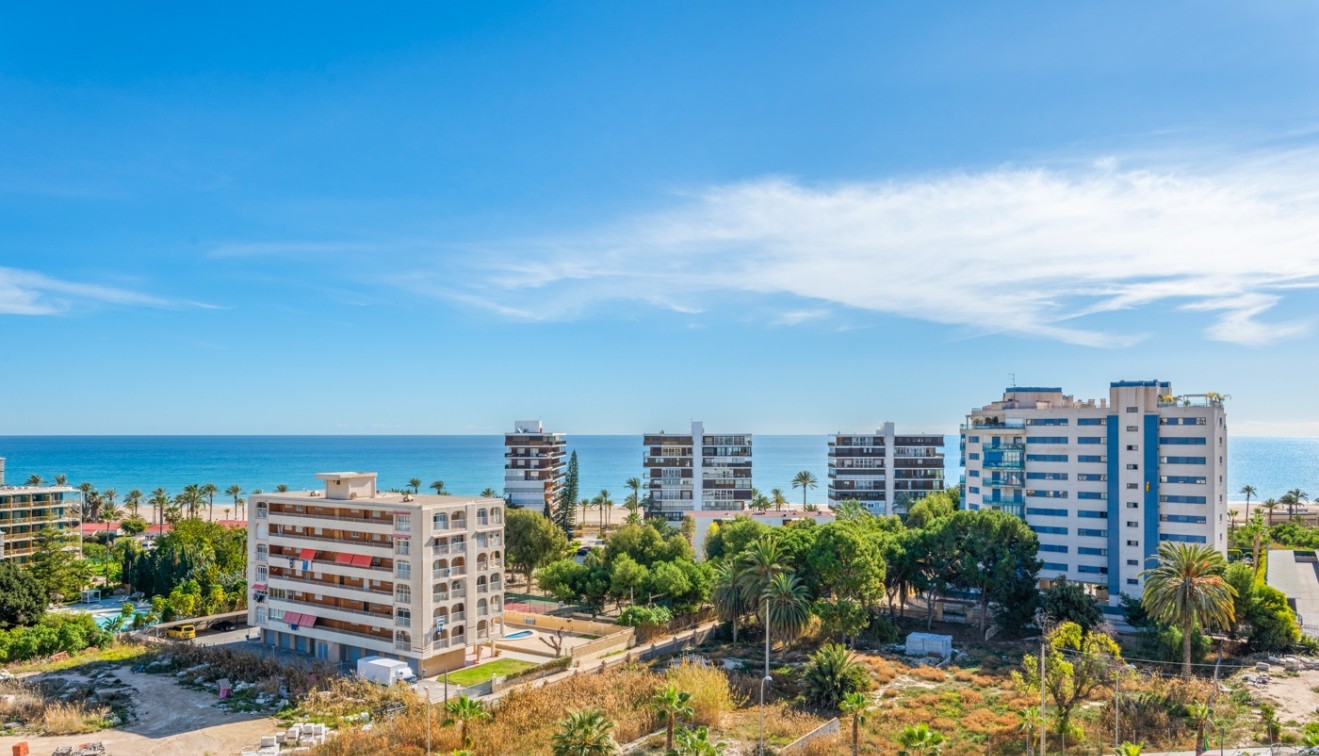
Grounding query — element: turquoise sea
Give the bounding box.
[0,435,1315,506]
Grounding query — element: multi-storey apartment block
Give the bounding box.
[960,381,1227,606]
[828,423,945,516]
[504,420,566,510]
[248,472,505,676]
[643,422,751,521]
[0,458,81,564]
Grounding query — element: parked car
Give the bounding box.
[211,620,238,632]
[166,624,196,640]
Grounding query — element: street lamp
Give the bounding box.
[759,674,772,756]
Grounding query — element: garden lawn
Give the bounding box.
[444,658,536,687]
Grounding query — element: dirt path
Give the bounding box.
[0,668,277,756]
[1255,667,1319,724]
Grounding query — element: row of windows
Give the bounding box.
[1078,528,1107,537]
[1027,418,1069,426]
[1161,514,1207,524]
[1033,526,1068,535]
[1078,418,1105,426]
[1077,437,1104,445]
[1160,495,1208,504]
[1161,476,1208,484]
[1160,436,1207,445]
[1039,544,1069,553]
[1160,417,1208,425]
[1027,489,1068,499]
[1078,547,1106,556]
[1027,508,1067,518]
[1077,492,1106,500]
[1027,436,1069,444]
[1043,562,1069,572]
[1078,455,1105,463]
[1027,472,1068,480]
[1161,456,1206,464]
[1078,473,1107,482]
[1078,510,1107,519]
[1027,454,1068,462]
[1160,533,1207,544]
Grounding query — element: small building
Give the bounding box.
[905,632,953,660]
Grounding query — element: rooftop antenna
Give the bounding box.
[1010,372,1017,388]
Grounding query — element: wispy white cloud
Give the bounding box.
[0,267,174,315]
[418,151,1319,347]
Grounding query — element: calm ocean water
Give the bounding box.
[0,435,1314,506]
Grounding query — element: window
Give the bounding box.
[1042,562,1069,572]
[1078,510,1107,519]
[433,513,448,529]
[1078,418,1104,426]
[1160,437,1207,445]
[256,544,268,562]
[1077,436,1104,444]
[1078,528,1107,537]
[968,470,980,478]
[1126,559,1139,566]
[1078,455,1106,463]
[1126,464,1139,470]
[256,607,268,624]
[255,565,268,582]
[1027,418,1069,426]
[394,538,410,556]
[1127,521,1139,528]
[1126,540,1139,547]
[1160,476,1207,484]
[968,436,980,443]
[1027,436,1068,444]
[968,487,980,494]
[968,452,980,460]
[1078,473,1107,481]
[1161,514,1207,524]
[1078,565,1107,575]
[1160,456,1206,465]
[1032,526,1069,535]
[1127,579,1139,585]
[1027,508,1067,518]
[1126,502,1138,509]
[395,514,412,532]
[396,561,412,580]
[1040,544,1068,553]
[1126,445,1139,451]
[1159,495,1208,505]
[395,584,412,604]
[1027,454,1069,462]
[1026,490,1068,499]
[1126,425,1139,432]
[1126,483,1139,490]
[1126,406,1138,413]
[1078,547,1106,556]
[395,607,412,627]
[1078,492,1106,500]
[1160,533,1207,544]
[1026,472,1069,480]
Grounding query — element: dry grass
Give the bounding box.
[665,661,742,728]
[910,665,948,683]
[0,682,111,735]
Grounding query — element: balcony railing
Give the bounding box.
[395,616,411,628]
[269,571,392,596]
[271,595,392,621]
[267,509,392,526]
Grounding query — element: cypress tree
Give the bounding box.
[553,450,580,538]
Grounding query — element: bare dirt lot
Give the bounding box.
[0,667,276,756]
[1255,667,1319,724]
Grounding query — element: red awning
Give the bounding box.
[333,553,354,565]
[284,612,303,626]
[351,554,372,567]
[251,583,266,592]
[301,615,318,628]
[298,548,316,560]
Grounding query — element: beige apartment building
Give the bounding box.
[0,458,81,563]
[247,472,505,677]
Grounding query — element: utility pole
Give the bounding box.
[1039,636,1046,756]
[760,595,771,756]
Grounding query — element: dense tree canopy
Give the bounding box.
[506,509,572,587]
[0,561,47,628]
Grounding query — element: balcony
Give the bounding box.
[433,590,449,602]
[267,508,393,527]
[268,571,392,596]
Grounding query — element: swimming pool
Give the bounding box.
[504,630,534,640]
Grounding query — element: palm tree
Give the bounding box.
[625,477,643,519]
[1240,485,1257,524]
[430,480,448,495]
[770,488,788,512]
[52,474,67,486]
[1113,744,1143,756]
[101,502,122,523]
[149,488,169,531]
[275,483,289,493]
[480,488,499,498]
[1017,707,1042,756]
[896,723,944,755]
[408,478,422,494]
[791,471,818,507]
[181,484,204,519]
[839,692,869,756]
[202,483,218,520]
[763,572,810,650]
[673,726,725,755]
[751,491,770,512]
[102,489,117,522]
[1288,488,1310,519]
[551,708,619,756]
[225,484,244,519]
[125,489,143,520]
[593,489,612,533]
[1141,542,1236,678]
[652,685,694,752]
[1262,498,1280,525]
[737,537,788,606]
[711,561,752,644]
[24,474,43,487]
[802,643,869,708]
[1281,492,1298,520]
[443,695,488,749]
[1186,702,1211,753]
[78,482,97,521]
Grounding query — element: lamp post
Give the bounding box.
[760,596,771,756]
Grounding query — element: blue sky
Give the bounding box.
[3,2,1319,435]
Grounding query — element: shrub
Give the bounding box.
[666,660,741,727]
[801,643,871,709]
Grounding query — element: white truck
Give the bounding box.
[356,656,417,685]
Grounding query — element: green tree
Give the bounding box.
[653,685,693,752]
[624,477,643,523]
[943,509,1042,636]
[806,520,886,608]
[896,723,945,755]
[1040,576,1103,633]
[839,691,869,756]
[801,642,871,709]
[124,489,143,520]
[1014,621,1121,736]
[0,561,47,628]
[443,695,488,749]
[648,560,712,614]
[201,483,218,521]
[480,488,499,498]
[1239,484,1257,525]
[225,484,244,520]
[763,571,810,649]
[1141,542,1236,678]
[1261,497,1280,525]
[608,554,649,607]
[551,708,619,756]
[1113,743,1143,756]
[430,480,448,495]
[711,561,752,643]
[506,509,572,588]
[554,451,581,538]
[703,516,772,561]
[737,537,788,607]
[791,471,818,507]
[904,490,958,529]
[28,526,90,603]
[593,489,613,532]
[811,598,868,645]
[770,488,788,512]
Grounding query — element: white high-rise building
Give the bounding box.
[643,422,751,521]
[828,423,945,516]
[960,381,1227,607]
[504,420,566,510]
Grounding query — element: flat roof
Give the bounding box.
[256,489,502,508]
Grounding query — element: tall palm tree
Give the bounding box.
[183,484,206,519]
[751,491,770,512]
[1239,485,1257,524]
[711,561,752,644]
[839,691,869,756]
[24,474,43,487]
[78,482,97,521]
[737,537,788,606]
[225,485,244,520]
[791,471,818,507]
[480,488,499,498]
[52,474,67,486]
[102,489,117,522]
[275,483,289,493]
[443,695,488,749]
[125,489,143,520]
[896,723,945,755]
[652,685,693,752]
[551,708,619,756]
[202,483,218,520]
[430,480,448,495]
[764,572,811,650]
[770,488,788,512]
[593,489,613,532]
[408,478,422,494]
[1288,488,1310,520]
[625,477,643,518]
[1185,703,1211,754]
[1262,498,1280,525]
[149,488,169,531]
[1281,492,1298,521]
[1141,542,1236,678]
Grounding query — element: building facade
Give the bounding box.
[960,381,1227,606]
[827,423,945,515]
[247,472,505,676]
[643,422,752,521]
[504,420,566,510]
[0,458,81,564]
